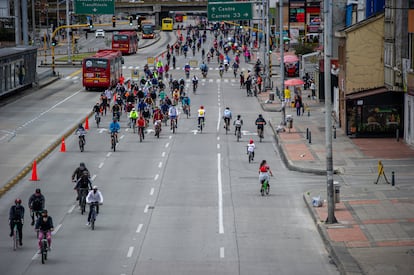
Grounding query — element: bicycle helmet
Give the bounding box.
[225,107,229,110]
[93,185,98,190]
[36,188,41,194]
[78,123,83,128]
[42,209,48,215]
[132,108,136,111]
[258,114,263,118]
[15,198,22,205]
[80,162,85,168]
[250,139,254,144]
[237,115,241,119]
[82,170,89,177]
[200,106,204,109]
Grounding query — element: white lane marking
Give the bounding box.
[52,223,62,235]
[150,188,155,195]
[99,129,106,134]
[91,174,97,181]
[144,204,149,213]
[154,174,159,181]
[217,144,220,149]
[217,136,220,141]
[165,143,169,148]
[136,224,143,233]
[216,106,221,132]
[106,152,112,157]
[169,136,172,139]
[68,204,76,214]
[98,162,104,169]
[220,247,225,258]
[16,90,82,131]
[120,134,125,140]
[158,162,162,168]
[127,246,134,258]
[217,153,224,234]
[32,253,39,260]
[162,152,166,157]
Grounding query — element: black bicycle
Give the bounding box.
[95,113,101,128]
[248,150,254,163]
[138,126,144,142]
[111,132,117,151]
[224,118,230,135]
[78,134,85,152]
[12,221,20,251]
[258,128,264,143]
[236,126,242,142]
[79,188,89,215]
[198,117,204,133]
[89,202,99,230]
[39,230,49,264]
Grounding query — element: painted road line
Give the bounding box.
[106,152,112,157]
[52,223,62,235]
[162,152,166,157]
[158,162,162,168]
[217,153,224,234]
[136,224,143,233]
[165,142,169,148]
[154,174,159,181]
[150,188,154,196]
[217,144,220,149]
[68,204,76,214]
[220,247,225,258]
[120,134,125,140]
[91,174,97,181]
[98,162,104,169]
[216,106,221,132]
[144,204,149,213]
[67,68,82,78]
[169,136,172,139]
[127,246,134,258]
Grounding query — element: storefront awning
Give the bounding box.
[346,87,388,100]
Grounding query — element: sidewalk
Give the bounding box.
[257,89,414,275]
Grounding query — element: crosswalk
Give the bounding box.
[121,65,250,72]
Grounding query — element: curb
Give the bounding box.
[303,192,366,275]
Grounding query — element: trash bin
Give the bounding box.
[286,115,293,129]
[334,181,340,203]
[269,92,275,101]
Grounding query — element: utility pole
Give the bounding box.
[324,0,337,224]
[14,0,21,45]
[279,0,286,125]
[22,0,29,46]
[265,0,271,89]
[32,0,36,45]
[67,0,71,63]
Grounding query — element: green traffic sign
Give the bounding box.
[74,0,115,15]
[208,2,253,21]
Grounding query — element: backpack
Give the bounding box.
[32,196,43,211]
[13,205,23,220]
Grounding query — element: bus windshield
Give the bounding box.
[163,19,172,24]
[84,59,108,69]
[142,26,153,34]
[113,35,129,42]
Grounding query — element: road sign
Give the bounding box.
[147,57,155,65]
[74,0,115,15]
[208,2,253,21]
[189,60,198,68]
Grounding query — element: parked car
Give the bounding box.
[95,29,105,38]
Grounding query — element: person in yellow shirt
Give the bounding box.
[197,106,206,129]
[284,86,291,107]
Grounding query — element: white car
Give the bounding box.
[95,29,105,38]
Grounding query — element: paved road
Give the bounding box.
[0,31,338,274]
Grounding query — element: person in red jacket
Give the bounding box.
[136,116,146,140]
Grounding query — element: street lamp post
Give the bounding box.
[278,0,286,125]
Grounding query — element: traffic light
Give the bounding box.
[51,38,57,47]
[129,16,133,26]
[112,16,116,28]
[89,19,93,29]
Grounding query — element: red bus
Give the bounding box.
[112,31,138,55]
[82,50,123,90]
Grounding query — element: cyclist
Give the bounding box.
[184,63,191,78]
[92,102,101,115]
[223,107,232,130]
[200,62,208,77]
[182,94,191,116]
[168,104,178,130]
[172,55,176,69]
[75,123,86,145]
[247,139,256,161]
[233,114,244,136]
[136,115,146,140]
[9,198,24,246]
[109,117,121,145]
[74,170,92,204]
[201,48,205,60]
[258,160,273,187]
[28,189,45,226]
[197,105,206,129]
[112,102,121,121]
[239,72,245,88]
[35,209,54,251]
[232,61,239,77]
[72,162,89,183]
[218,63,224,77]
[255,114,267,138]
[129,107,138,128]
[153,106,164,124]
[192,75,199,92]
[86,186,103,226]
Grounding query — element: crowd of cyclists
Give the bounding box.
[6,21,275,256]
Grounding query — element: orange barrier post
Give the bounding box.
[30,160,39,181]
[60,137,66,152]
[85,116,89,130]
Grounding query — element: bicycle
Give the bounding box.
[31,209,42,227]
[260,179,270,196]
[130,118,137,133]
[39,230,49,264]
[12,221,20,251]
[95,113,101,128]
[79,188,89,215]
[183,105,190,118]
[198,118,205,133]
[171,118,177,134]
[224,118,230,135]
[236,126,242,142]
[219,69,223,78]
[257,128,264,143]
[89,202,99,230]
[78,134,85,152]
[247,148,254,163]
[111,132,117,151]
[155,124,161,138]
[193,82,197,93]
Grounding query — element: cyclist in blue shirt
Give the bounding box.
[109,118,120,143]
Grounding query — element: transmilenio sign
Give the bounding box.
[74,0,115,15]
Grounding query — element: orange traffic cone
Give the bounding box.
[30,160,39,181]
[85,116,89,130]
[60,137,66,152]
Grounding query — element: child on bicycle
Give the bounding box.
[259,160,273,186]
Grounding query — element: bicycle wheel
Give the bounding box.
[248,152,252,163]
[41,240,47,264]
[172,120,176,134]
[139,128,143,142]
[91,210,96,231]
[266,183,270,195]
[81,196,86,215]
[133,122,136,133]
[260,185,265,196]
[112,137,116,152]
[96,116,100,128]
[225,121,229,135]
[237,130,241,142]
[259,129,263,143]
[13,226,18,250]
[79,139,84,152]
